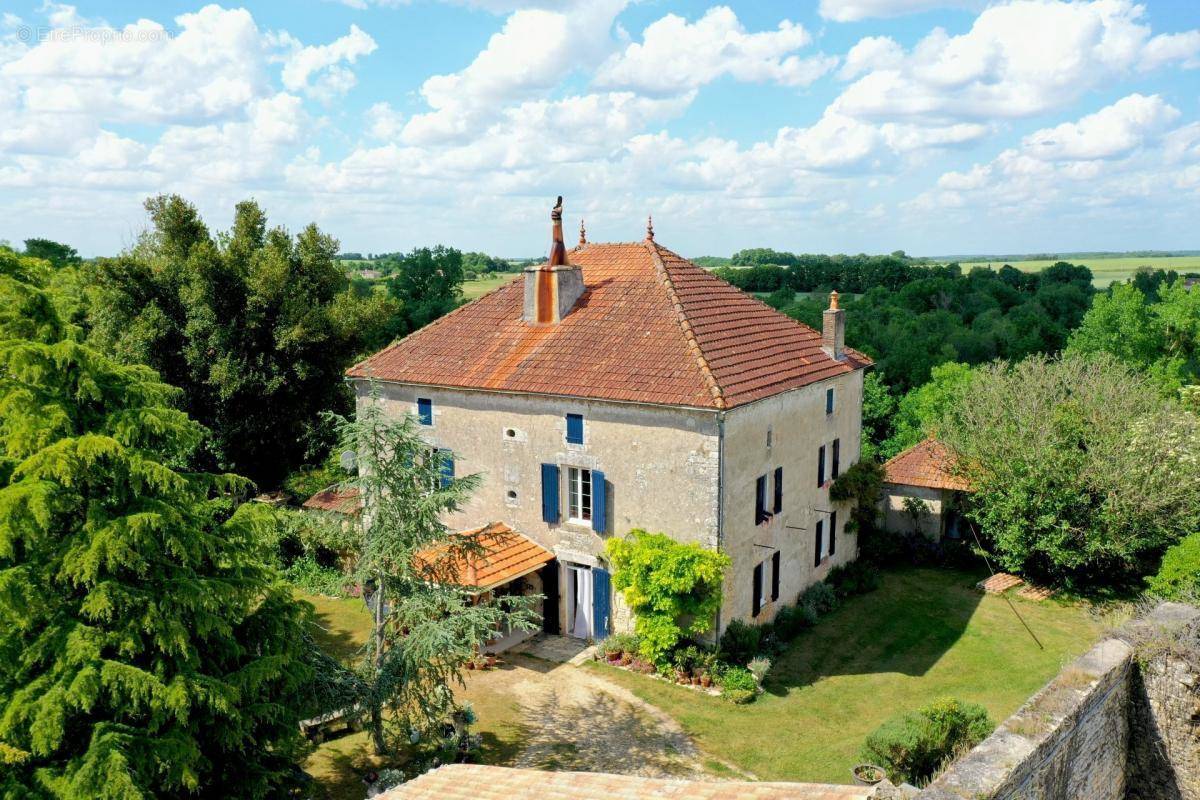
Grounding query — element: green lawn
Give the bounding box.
[587,568,1102,784]
[295,590,527,799]
[463,272,521,300]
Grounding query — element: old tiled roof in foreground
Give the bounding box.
[415,522,553,594]
[348,240,870,409]
[883,439,972,491]
[381,764,872,800]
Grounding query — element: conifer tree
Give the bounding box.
[331,395,537,756]
[0,248,312,798]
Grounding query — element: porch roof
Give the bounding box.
[418,522,554,594]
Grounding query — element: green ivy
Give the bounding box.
[605,529,729,664]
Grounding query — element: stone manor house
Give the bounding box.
[346,199,871,646]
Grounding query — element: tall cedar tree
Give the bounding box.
[85,196,401,488]
[328,394,536,755]
[0,249,312,798]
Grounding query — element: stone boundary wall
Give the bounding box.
[918,603,1200,800]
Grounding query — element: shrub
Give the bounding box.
[719,619,761,665]
[603,632,639,658]
[827,561,881,600]
[1148,532,1200,600]
[718,666,758,704]
[799,581,838,615]
[284,555,348,595]
[773,604,812,641]
[607,530,730,663]
[861,698,994,785]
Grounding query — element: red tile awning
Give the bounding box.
[417,522,554,594]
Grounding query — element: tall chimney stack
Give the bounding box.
[822,290,845,361]
[524,197,585,325]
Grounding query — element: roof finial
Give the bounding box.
[548,195,565,267]
[578,218,587,246]
[829,289,839,311]
[646,214,654,242]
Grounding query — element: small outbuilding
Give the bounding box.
[881,439,971,540]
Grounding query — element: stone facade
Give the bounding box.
[881,484,950,540]
[353,366,863,637]
[718,369,864,629]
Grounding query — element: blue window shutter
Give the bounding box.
[592,567,611,639]
[830,510,837,557]
[755,475,767,524]
[541,463,560,523]
[417,398,433,426]
[826,388,834,415]
[591,470,607,533]
[439,450,454,489]
[566,413,584,444]
[817,446,826,486]
[814,519,824,567]
[832,439,841,479]
[771,551,781,601]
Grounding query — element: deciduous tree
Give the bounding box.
[938,354,1200,588]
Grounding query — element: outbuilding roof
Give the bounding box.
[348,238,870,410]
[883,439,972,491]
[301,486,362,515]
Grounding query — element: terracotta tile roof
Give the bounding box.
[883,439,972,492]
[347,240,871,409]
[416,522,553,593]
[301,486,362,515]
[381,765,872,800]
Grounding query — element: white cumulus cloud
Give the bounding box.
[595,6,835,94]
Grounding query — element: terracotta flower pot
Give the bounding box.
[619,654,633,666]
[607,651,622,663]
[485,655,497,668]
[465,661,475,670]
[700,674,712,688]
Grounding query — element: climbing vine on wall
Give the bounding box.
[605,529,730,664]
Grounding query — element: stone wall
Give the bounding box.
[917,603,1200,800]
[718,368,864,629]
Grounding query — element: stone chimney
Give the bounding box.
[822,290,845,361]
[524,196,586,325]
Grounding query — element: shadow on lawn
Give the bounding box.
[760,567,988,697]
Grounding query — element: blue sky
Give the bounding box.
[1,0,1198,258]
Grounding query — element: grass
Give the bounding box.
[954,256,1200,288]
[294,590,527,799]
[586,567,1102,785]
[463,272,520,300]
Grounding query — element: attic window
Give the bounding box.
[505,428,517,438]
[507,490,517,500]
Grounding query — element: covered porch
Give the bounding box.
[424,522,558,654]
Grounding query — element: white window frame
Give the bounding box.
[567,467,592,524]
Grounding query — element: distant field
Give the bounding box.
[953,256,1200,288]
[463,272,520,300]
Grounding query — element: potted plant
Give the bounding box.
[851,764,885,786]
[699,672,712,688]
[484,652,497,668]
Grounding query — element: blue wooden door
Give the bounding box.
[592,567,611,640]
